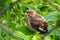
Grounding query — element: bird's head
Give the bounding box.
[26,10,35,17]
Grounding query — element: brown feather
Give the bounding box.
[25,10,48,33]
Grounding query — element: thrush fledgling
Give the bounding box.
[25,10,48,33]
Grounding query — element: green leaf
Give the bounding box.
[24,4,42,14]
[15,31,29,40]
[45,12,57,22]
[45,11,58,30]
[44,36,52,40]
[32,34,40,40]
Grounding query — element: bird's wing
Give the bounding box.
[30,16,48,32]
[35,14,46,21]
[25,16,38,32]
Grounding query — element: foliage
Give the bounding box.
[0,0,60,40]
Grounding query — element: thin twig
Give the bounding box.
[0,0,21,40]
[46,0,60,11]
[0,23,21,40]
[0,0,19,16]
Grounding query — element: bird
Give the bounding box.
[25,10,48,33]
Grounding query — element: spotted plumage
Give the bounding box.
[25,10,48,33]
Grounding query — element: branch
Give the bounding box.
[0,23,21,40]
[0,0,19,16]
[46,0,60,11]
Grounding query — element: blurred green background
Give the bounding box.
[0,0,60,40]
